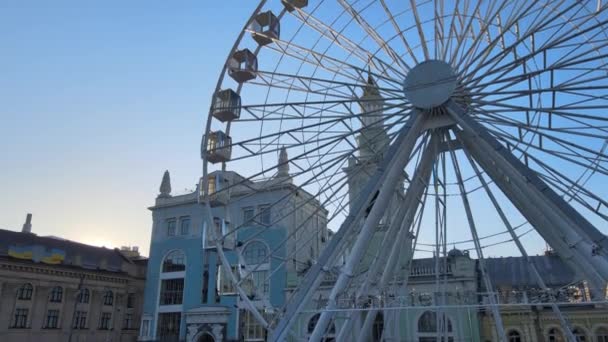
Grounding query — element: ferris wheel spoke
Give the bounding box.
[265,40,364,84]
[472,105,608,144]
[469,7,608,88]
[478,121,608,176]
[337,0,410,73]
[537,167,608,222]
[446,136,507,342]
[474,104,608,138]
[255,69,403,98]
[475,113,608,140]
[471,98,608,123]
[226,105,409,163]
[494,121,608,165]
[486,132,608,217]
[267,38,405,87]
[288,4,404,80]
[379,0,420,65]
[463,0,583,85]
[288,3,371,64]
[470,0,587,82]
[471,45,608,94]
[458,0,541,80]
[443,1,490,65]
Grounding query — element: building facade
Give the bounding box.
[0,217,147,342]
[139,155,329,342]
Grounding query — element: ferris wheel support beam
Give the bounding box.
[355,137,437,342]
[269,113,426,341]
[462,148,577,342]
[446,101,608,295]
[308,113,427,342]
[336,189,411,341]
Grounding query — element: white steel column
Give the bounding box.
[308,113,427,342]
[270,113,425,341]
[462,146,577,342]
[355,137,437,342]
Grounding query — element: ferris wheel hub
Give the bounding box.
[403,60,458,110]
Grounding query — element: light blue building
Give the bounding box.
[138,151,329,342]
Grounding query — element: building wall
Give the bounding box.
[0,260,145,342]
[479,305,608,342]
[141,179,328,342]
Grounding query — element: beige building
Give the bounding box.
[0,215,147,342]
[480,254,608,342]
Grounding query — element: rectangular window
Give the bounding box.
[251,270,270,297]
[202,266,209,304]
[243,310,267,341]
[123,313,133,329]
[11,308,28,328]
[167,219,177,236]
[127,293,135,309]
[258,205,271,225]
[72,311,87,329]
[99,312,111,330]
[218,265,238,295]
[141,319,150,337]
[44,310,59,329]
[157,312,181,341]
[160,279,184,305]
[180,216,190,235]
[243,207,254,224]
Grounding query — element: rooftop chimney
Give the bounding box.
[22,213,32,233]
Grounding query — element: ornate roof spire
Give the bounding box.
[159,170,172,198]
[363,67,380,97]
[277,146,290,178]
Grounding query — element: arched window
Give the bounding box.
[17,283,33,300]
[103,290,114,306]
[162,250,186,273]
[573,327,587,342]
[596,327,608,342]
[50,286,63,303]
[548,328,564,342]
[417,311,454,342]
[77,288,90,304]
[243,241,269,265]
[307,314,336,342]
[508,330,522,342]
[372,313,384,342]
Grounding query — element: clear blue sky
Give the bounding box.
[0,1,258,255]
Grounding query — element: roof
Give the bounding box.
[0,228,135,273]
[485,255,577,288]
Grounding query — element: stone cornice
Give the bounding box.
[0,260,144,285]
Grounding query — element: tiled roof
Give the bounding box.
[0,228,131,273]
[485,255,577,288]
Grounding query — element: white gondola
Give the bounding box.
[251,11,280,46]
[207,172,229,206]
[206,131,232,164]
[204,217,232,249]
[214,217,235,249]
[212,89,241,122]
[228,49,257,83]
[282,0,307,11]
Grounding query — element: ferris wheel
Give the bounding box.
[200,0,608,341]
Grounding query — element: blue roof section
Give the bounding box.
[484,255,578,288]
[0,228,131,272]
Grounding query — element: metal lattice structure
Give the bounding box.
[200,1,608,341]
